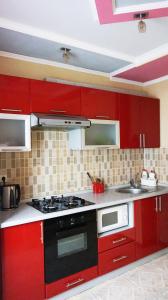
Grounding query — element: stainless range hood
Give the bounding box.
[31,113,91,130]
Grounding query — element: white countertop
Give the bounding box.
[1,185,168,229]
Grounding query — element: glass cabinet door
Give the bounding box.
[0,114,31,151]
[85,123,117,146]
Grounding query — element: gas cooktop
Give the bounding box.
[27,195,94,213]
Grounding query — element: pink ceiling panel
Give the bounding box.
[95,0,168,24]
[115,55,168,82]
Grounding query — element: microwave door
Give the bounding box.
[98,205,128,233]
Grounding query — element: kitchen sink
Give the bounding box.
[116,185,166,195]
[116,186,149,194]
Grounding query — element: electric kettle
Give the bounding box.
[0,177,21,210]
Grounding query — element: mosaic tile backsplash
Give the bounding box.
[144,148,168,183]
[0,130,144,200]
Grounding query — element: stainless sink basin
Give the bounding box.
[116,187,149,194]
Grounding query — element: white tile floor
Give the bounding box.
[67,254,168,300]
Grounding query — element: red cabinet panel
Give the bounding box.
[98,242,135,275]
[30,79,81,115]
[45,266,98,298]
[157,194,168,249]
[81,87,119,120]
[134,195,168,260]
[119,94,140,148]
[0,74,30,114]
[98,228,135,253]
[1,221,45,300]
[134,197,158,259]
[140,97,160,148]
[119,93,160,148]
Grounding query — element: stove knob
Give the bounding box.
[58,219,64,228]
[80,215,85,223]
[70,217,75,225]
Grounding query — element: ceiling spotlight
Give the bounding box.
[60,47,71,63]
[134,12,148,33]
[138,16,146,33]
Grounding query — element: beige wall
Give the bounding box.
[0,56,143,93]
[143,80,168,148]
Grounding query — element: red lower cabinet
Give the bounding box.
[134,195,168,260]
[134,197,158,259]
[45,266,98,298]
[98,242,135,275]
[157,194,168,249]
[98,228,135,253]
[1,221,45,300]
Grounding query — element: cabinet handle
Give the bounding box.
[143,134,145,148]
[159,196,162,212]
[140,134,142,148]
[112,237,127,244]
[1,149,25,152]
[1,108,22,112]
[50,109,66,113]
[66,278,84,288]
[113,255,128,263]
[95,115,110,119]
[40,222,43,244]
[155,197,158,212]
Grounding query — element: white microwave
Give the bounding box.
[69,119,120,150]
[0,113,31,152]
[97,204,129,234]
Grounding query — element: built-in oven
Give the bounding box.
[97,203,129,234]
[44,210,98,283]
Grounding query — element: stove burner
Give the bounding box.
[27,195,93,213]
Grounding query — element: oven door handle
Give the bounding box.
[66,278,84,288]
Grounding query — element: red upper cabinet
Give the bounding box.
[81,87,119,120]
[30,79,81,115]
[0,75,30,114]
[119,94,140,148]
[1,221,45,300]
[119,93,160,149]
[140,97,160,148]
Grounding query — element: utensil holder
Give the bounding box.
[92,182,104,193]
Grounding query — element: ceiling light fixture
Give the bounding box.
[60,47,71,63]
[134,12,148,33]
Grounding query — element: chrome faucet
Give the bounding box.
[130,173,141,188]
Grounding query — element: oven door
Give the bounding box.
[97,204,128,234]
[44,211,98,283]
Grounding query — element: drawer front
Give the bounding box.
[98,228,135,253]
[98,242,135,275]
[45,266,98,298]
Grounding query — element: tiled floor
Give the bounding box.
[68,254,168,300]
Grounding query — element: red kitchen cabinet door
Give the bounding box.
[119,93,140,148]
[1,221,45,300]
[140,97,160,148]
[46,266,98,298]
[0,74,30,114]
[134,197,158,259]
[30,79,81,115]
[98,242,135,275]
[157,194,168,249]
[81,87,119,120]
